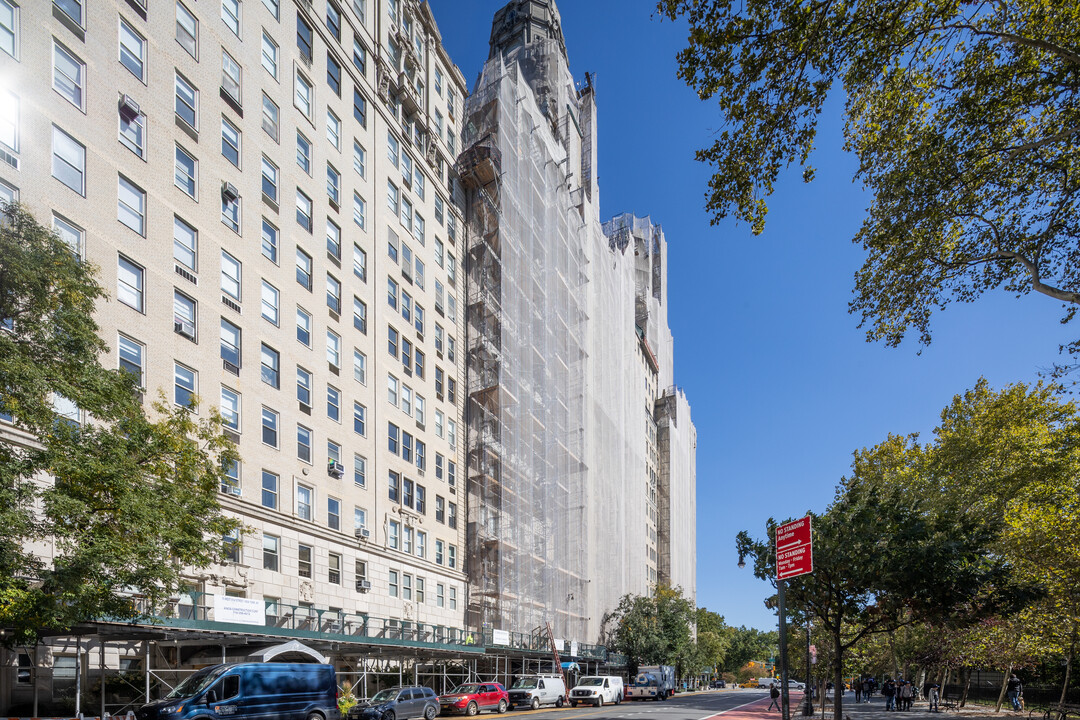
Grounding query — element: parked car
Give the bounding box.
[438,683,508,715]
[709,680,726,689]
[506,675,566,710]
[787,681,806,691]
[349,687,440,720]
[569,676,623,707]
[136,662,340,720]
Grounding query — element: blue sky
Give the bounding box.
[427,0,1075,632]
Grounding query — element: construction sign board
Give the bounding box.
[776,516,813,580]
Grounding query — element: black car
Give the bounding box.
[349,687,440,720]
[710,681,726,689]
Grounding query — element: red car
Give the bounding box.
[438,683,509,715]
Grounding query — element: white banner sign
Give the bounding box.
[213,594,264,625]
[492,629,511,646]
[570,641,579,656]
[554,638,564,652]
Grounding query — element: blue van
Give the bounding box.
[136,663,340,720]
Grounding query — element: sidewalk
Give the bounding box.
[713,692,1024,720]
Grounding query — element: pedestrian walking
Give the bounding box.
[927,684,940,713]
[883,679,896,711]
[854,678,862,704]
[768,684,781,712]
[900,681,913,711]
[1007,674,1023,711]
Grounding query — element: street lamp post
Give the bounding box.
[803,621,813,716]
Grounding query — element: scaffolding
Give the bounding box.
[459,41,589,642]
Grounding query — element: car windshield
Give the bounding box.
[371,689,399,703]
[579,679,603,687]
[166,667,226,699]
[452,685,480,694]
[511,678,537,689]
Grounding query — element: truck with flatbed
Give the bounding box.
[625,666,676,701]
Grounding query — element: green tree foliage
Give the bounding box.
[723,626,779,673]
[695,608,731,676]
[608,585,696,676]
[658,0,1080,369]
[0,204,240,646]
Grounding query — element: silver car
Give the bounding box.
[349,687,440,720]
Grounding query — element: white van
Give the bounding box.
[507,674,566,710]
[569,676,624,707]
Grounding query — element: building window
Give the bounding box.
[296,12,313,60]
[261,31,278,78]
[388,326,399,359]
[326,219,341,259]
[262,218,279,262]
[353,297,367,334]
[220,386,240,431]
[1,0,17,58]
[352,35,366,74]
[173,216,197,271]
[416,533,426,561]
[388,569,398,597]
[388,470,400,503]
[297,426,312,463]
[262,93,280,141]
[388,422,399,455]
[119,106,146,158]
[222,192,241,234]
[220,318,241,368]
[263,0,278,19]
[328,552,341,583]
[353,455,366,487]
[221,251,241,300]
[352,401,367,435]
[52,127,85,195]
[387,375,399,406]
[176,2,198,57]
[297,483,312,518]
[353,349,367,385]
[296,131,311,173]
[326,274,341,313]
[261,407,279,447]
[326,53,341,95]
[448,502,457,530]
[118,334,144,386]
[435,539,443,564]
[221,117,241,167]
[353,88,367,128]
[327,385,341,421]
[222,0,241,36]
[327,110,341,148]
[119,20,146,81]
[174,362,196,407]
[352,192,366,229]
[435,496,444,523]
[402,572,412,600]
[175,145,197,198]
[118,175,145,235]
[388,520,399,550]
[117,256,144,312]
[449,585,457,609]
[294,71,313,117]
[222,51,242,105]
[298,544,312,577]
[327,331,341,368]
[296,307,312,346]
[296,189,313,231]
[175,72,198,129]
[436,583,444,607]
[327,498,340,530]
[297,366,312,408]
[173,290,196,340]
[53,41,85,109]
[263,534,279,571]
[327,162,342,204]
[296,248,313,290]
[353,140,366,178]
[261,156,278,202]
[353,245,367,283]
[261,344,280,388]
[261,470,278,508]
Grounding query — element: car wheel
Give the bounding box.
[384,712,396,720]
[307,713,325,720]
[498,700,507,714]
[530,698,540,711]
[555,697,564,709]
[466,703,478,717]
[596,698,603,708]
[425,706,437,720]
[569,702,576,709]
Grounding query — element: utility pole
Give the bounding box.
[777,580,790,720]
[804,622,814,715]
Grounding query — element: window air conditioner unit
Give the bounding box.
[354,527,371,540]
[119,94,141,121]
[356,579,371,592]
[222,182,240,202]
[174,318,196,339]
[328,461,345,478]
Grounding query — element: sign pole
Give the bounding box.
[778,580,790,720]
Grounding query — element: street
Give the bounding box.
[499,690,773,720]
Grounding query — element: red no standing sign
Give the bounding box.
[776,516,813,580]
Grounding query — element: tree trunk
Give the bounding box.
[959,667,972,707]
[832,625,844,720]
[995,665,1010,713]
[1059,645,1073,710]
